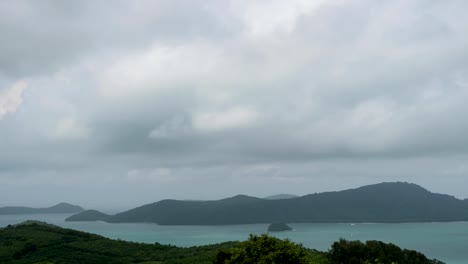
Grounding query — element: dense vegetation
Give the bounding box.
[76,182,468,225]
[214,234,328,264]
[0,203,84,215]
[0,221,237,264]
[214,234,443,264]
[328,239,445,264]
[0,221,444,264]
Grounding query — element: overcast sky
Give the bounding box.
[1,0,468,210]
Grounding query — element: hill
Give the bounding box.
[106,195,266,225]
[0,221,237,264]
[0,221,443,264]
[89,182,468,225]
[65,210,110,222]
[0,203,84,215]
[264,194,299,200]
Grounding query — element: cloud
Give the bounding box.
[54,117,90,140]
[148,116,190,139]
[1,0,468,207]
[98,43,223,98]
[127,167,173,182]
[0,80,27,120]
[239,0,333,36]
[192,106,259,132]
[0,0,236,77]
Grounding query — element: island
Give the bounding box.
[65,209,110,222]
[0,203,84,215]
[267,222,293,232]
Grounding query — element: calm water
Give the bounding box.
[1,214,467,264]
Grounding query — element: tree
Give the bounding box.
[328,239,440,264]
[213,234,314,264]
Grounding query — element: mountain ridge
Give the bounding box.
[264,194,299,200]
[68,182,468,225]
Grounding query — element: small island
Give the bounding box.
[267,222,293,232]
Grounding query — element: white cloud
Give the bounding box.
[240,164,281,178]
[149,116,189,139]
[98,43,222,98]
[127,167,173,182]
[54,117,90,140]
[192,106,259,132]
[240,0,333,36]
[350,99,396,130]
[0,80,27,120]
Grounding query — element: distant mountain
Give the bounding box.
[0,203,84,215]
[106,195,266,225]
[69,182,468,225]
[66,210,110,222]
[264,194,299,200]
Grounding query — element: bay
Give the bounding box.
[1,214,467,264]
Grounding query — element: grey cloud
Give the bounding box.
[1,0,468,207]
[0,0,240,77]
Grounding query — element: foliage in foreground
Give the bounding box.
[0,222,237,264]
[0,221,445,264]
[213,234,328,264]
[328,239,445,264]
[214,235,444,264]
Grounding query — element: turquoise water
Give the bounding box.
[1,214,467,264]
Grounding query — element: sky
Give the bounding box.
[1,0,468,211]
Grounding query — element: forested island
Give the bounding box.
[0,221,444,264]
[67,182,468,225]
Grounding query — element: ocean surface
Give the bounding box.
[1,214,467,264]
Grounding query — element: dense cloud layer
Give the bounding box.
[1,0,468,209]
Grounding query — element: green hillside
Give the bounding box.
[0,221,237,264]
[0,221,444,264]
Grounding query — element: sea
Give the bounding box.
[1,214,467,264]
